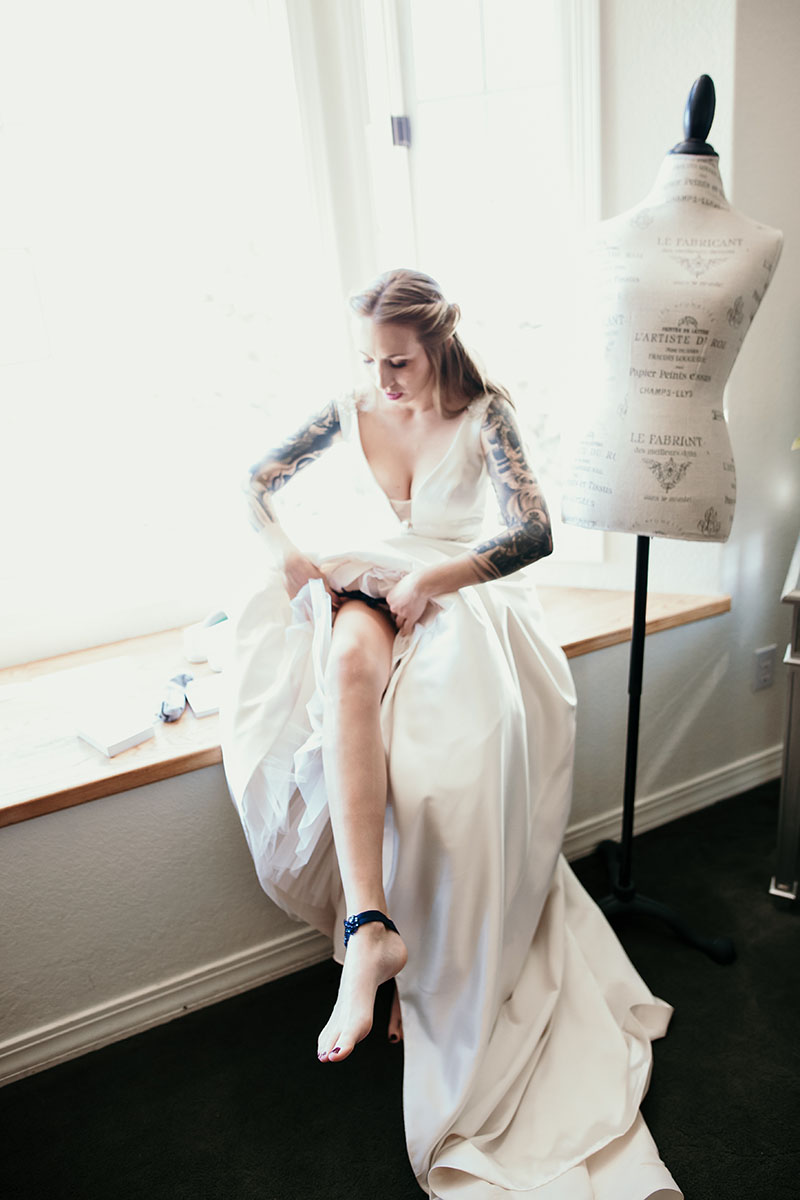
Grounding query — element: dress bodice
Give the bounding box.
[335,392,492,543]
[389,497,413,523]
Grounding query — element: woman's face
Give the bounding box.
[356,318,434,408]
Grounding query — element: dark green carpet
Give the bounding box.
[2,781,798,1199]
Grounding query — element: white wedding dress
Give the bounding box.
[220,393,683,1199]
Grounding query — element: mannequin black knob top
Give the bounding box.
[669,74,718,157]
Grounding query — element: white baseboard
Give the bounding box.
[1,745,781,1088]
[563,743,782,861]
[0,925,332,1088]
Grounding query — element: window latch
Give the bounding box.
[391,115,411,148]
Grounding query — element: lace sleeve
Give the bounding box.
[330,389,370,441]
[464,392,493,420]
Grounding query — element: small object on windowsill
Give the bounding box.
[69,658,155,758]
[158,672,194,723]
[185,675,223,718]
[183,611,229,664]
[76,712,155,758]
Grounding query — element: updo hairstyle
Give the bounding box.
[349,269,511,418]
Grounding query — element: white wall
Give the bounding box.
[0,766,329,1084]
[2,0,798,1084]
[570,0,799,816]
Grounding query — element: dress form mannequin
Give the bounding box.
[562,77,783,961]
[562,77,783,540]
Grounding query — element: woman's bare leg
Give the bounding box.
[317,600,408,1063]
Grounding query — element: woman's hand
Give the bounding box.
[386,571,435,637]
[282,549,335,603]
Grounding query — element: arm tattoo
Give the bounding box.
[244,401,341,532]
[471,397,553,581]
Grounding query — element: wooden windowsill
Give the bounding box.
[0,586,730,829]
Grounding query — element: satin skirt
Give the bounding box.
[220,534,682,1199]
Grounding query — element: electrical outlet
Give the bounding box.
[753,645,777,691]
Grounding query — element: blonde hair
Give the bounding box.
[349,268,511,418]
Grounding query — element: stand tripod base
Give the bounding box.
[597,839,737,965]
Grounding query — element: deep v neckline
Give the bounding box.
[353,406,469,519]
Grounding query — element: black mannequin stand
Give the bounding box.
[595,536,737,965]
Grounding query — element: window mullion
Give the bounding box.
[284,0,379,300]
[559,0,602,228]
[360,0,418,269]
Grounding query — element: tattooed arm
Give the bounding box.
[244,400,341,594]
[386,397,551,632]
[470,396,553,578]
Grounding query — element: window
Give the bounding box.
[359,0,603,566]
[1,0,347,665]
[2,0,602,667]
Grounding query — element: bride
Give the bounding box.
[221,269,683,1198]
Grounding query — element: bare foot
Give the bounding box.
[388,982,403,1044]
[318,922,407,1063]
